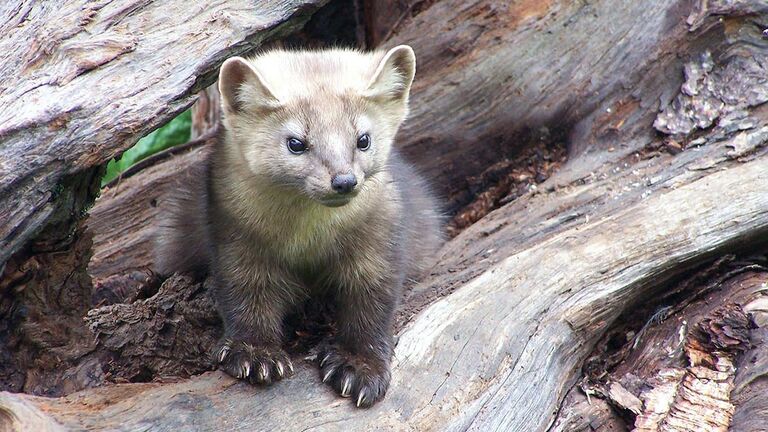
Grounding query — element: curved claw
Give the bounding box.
[320,353,332,368]
[322,366,336,383]
[356,389,367,408]
[218,345,230,363]
[341,375,353,397]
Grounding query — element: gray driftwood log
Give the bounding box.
[2,0,768,431]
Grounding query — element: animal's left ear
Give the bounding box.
[218,57,279,115]
[365,45,416,103]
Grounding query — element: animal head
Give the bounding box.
[218,46,416,207]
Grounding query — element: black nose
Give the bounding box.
[331,173,357,194]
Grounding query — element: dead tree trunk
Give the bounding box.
[369,0,768,212]
[2,0,768,431]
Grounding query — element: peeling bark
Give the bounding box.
[556,264,768,432]
[86,275,221,384]
[1,0,768,430]
[4,135,768,430]
[634,306,751,431]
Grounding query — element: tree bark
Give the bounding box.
[0,0,327,267]
[2,0,768,431]
[2,136,768,431]
[551,262,768,432]
[0,0,326,398]
[367,0,768,211]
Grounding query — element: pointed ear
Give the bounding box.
[365,45,416,103]
[218,57,279,115]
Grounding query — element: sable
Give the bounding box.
[154,46,444,407]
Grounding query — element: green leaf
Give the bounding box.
[102,110,192,186]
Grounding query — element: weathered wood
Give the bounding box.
[732,287,768,431]
[0,0,329,400]
[369,0,768,211]
[359,0,411,47]
[86,274,221,384]
[3,138,768,430]
[0,0,327,267]
[3,0,768,430]
[85,0,768,289]
[551,386,629,432]
[0,393,64,432]
[5,0,763,429]
[633,305,750,431]
[555,266,768,432]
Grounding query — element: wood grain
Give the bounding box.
[0,0,327,267]
[3,144,768,431]
[378,0,692,209]
[2,0,768,430]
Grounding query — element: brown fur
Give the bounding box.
[154,46,443,408]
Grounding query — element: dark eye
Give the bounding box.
[357,133,371,151]
[287,137,307,154]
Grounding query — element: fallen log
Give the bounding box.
[366,0,768,211]
[3,132,768,430]
[552,262,768,431]
[4,110,768,430]
[0,0,326,397]
[2,0,768,430]
[0,0,327,267]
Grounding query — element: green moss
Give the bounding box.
[102,110,192,186]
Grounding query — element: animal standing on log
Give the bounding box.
[155,45,444,407]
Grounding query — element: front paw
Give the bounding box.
[213,339,293,385]
[318,344,391,408]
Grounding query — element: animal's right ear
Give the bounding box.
[218,57,279,115]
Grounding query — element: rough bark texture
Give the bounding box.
[731,287,768,432]
[0,0,326,399]
[0,169,103,396]
[551,261,768,432]
[86,275,221,384]
[0,0,327,267]
[2,0,768,431]
[3,135,768,431]
[367,0,768,212]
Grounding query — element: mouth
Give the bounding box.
[319,196,352,207]
[318,192,358,208]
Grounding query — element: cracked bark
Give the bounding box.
[0,0,327,400]
[2,0,768,431]
[0,0,328,266]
